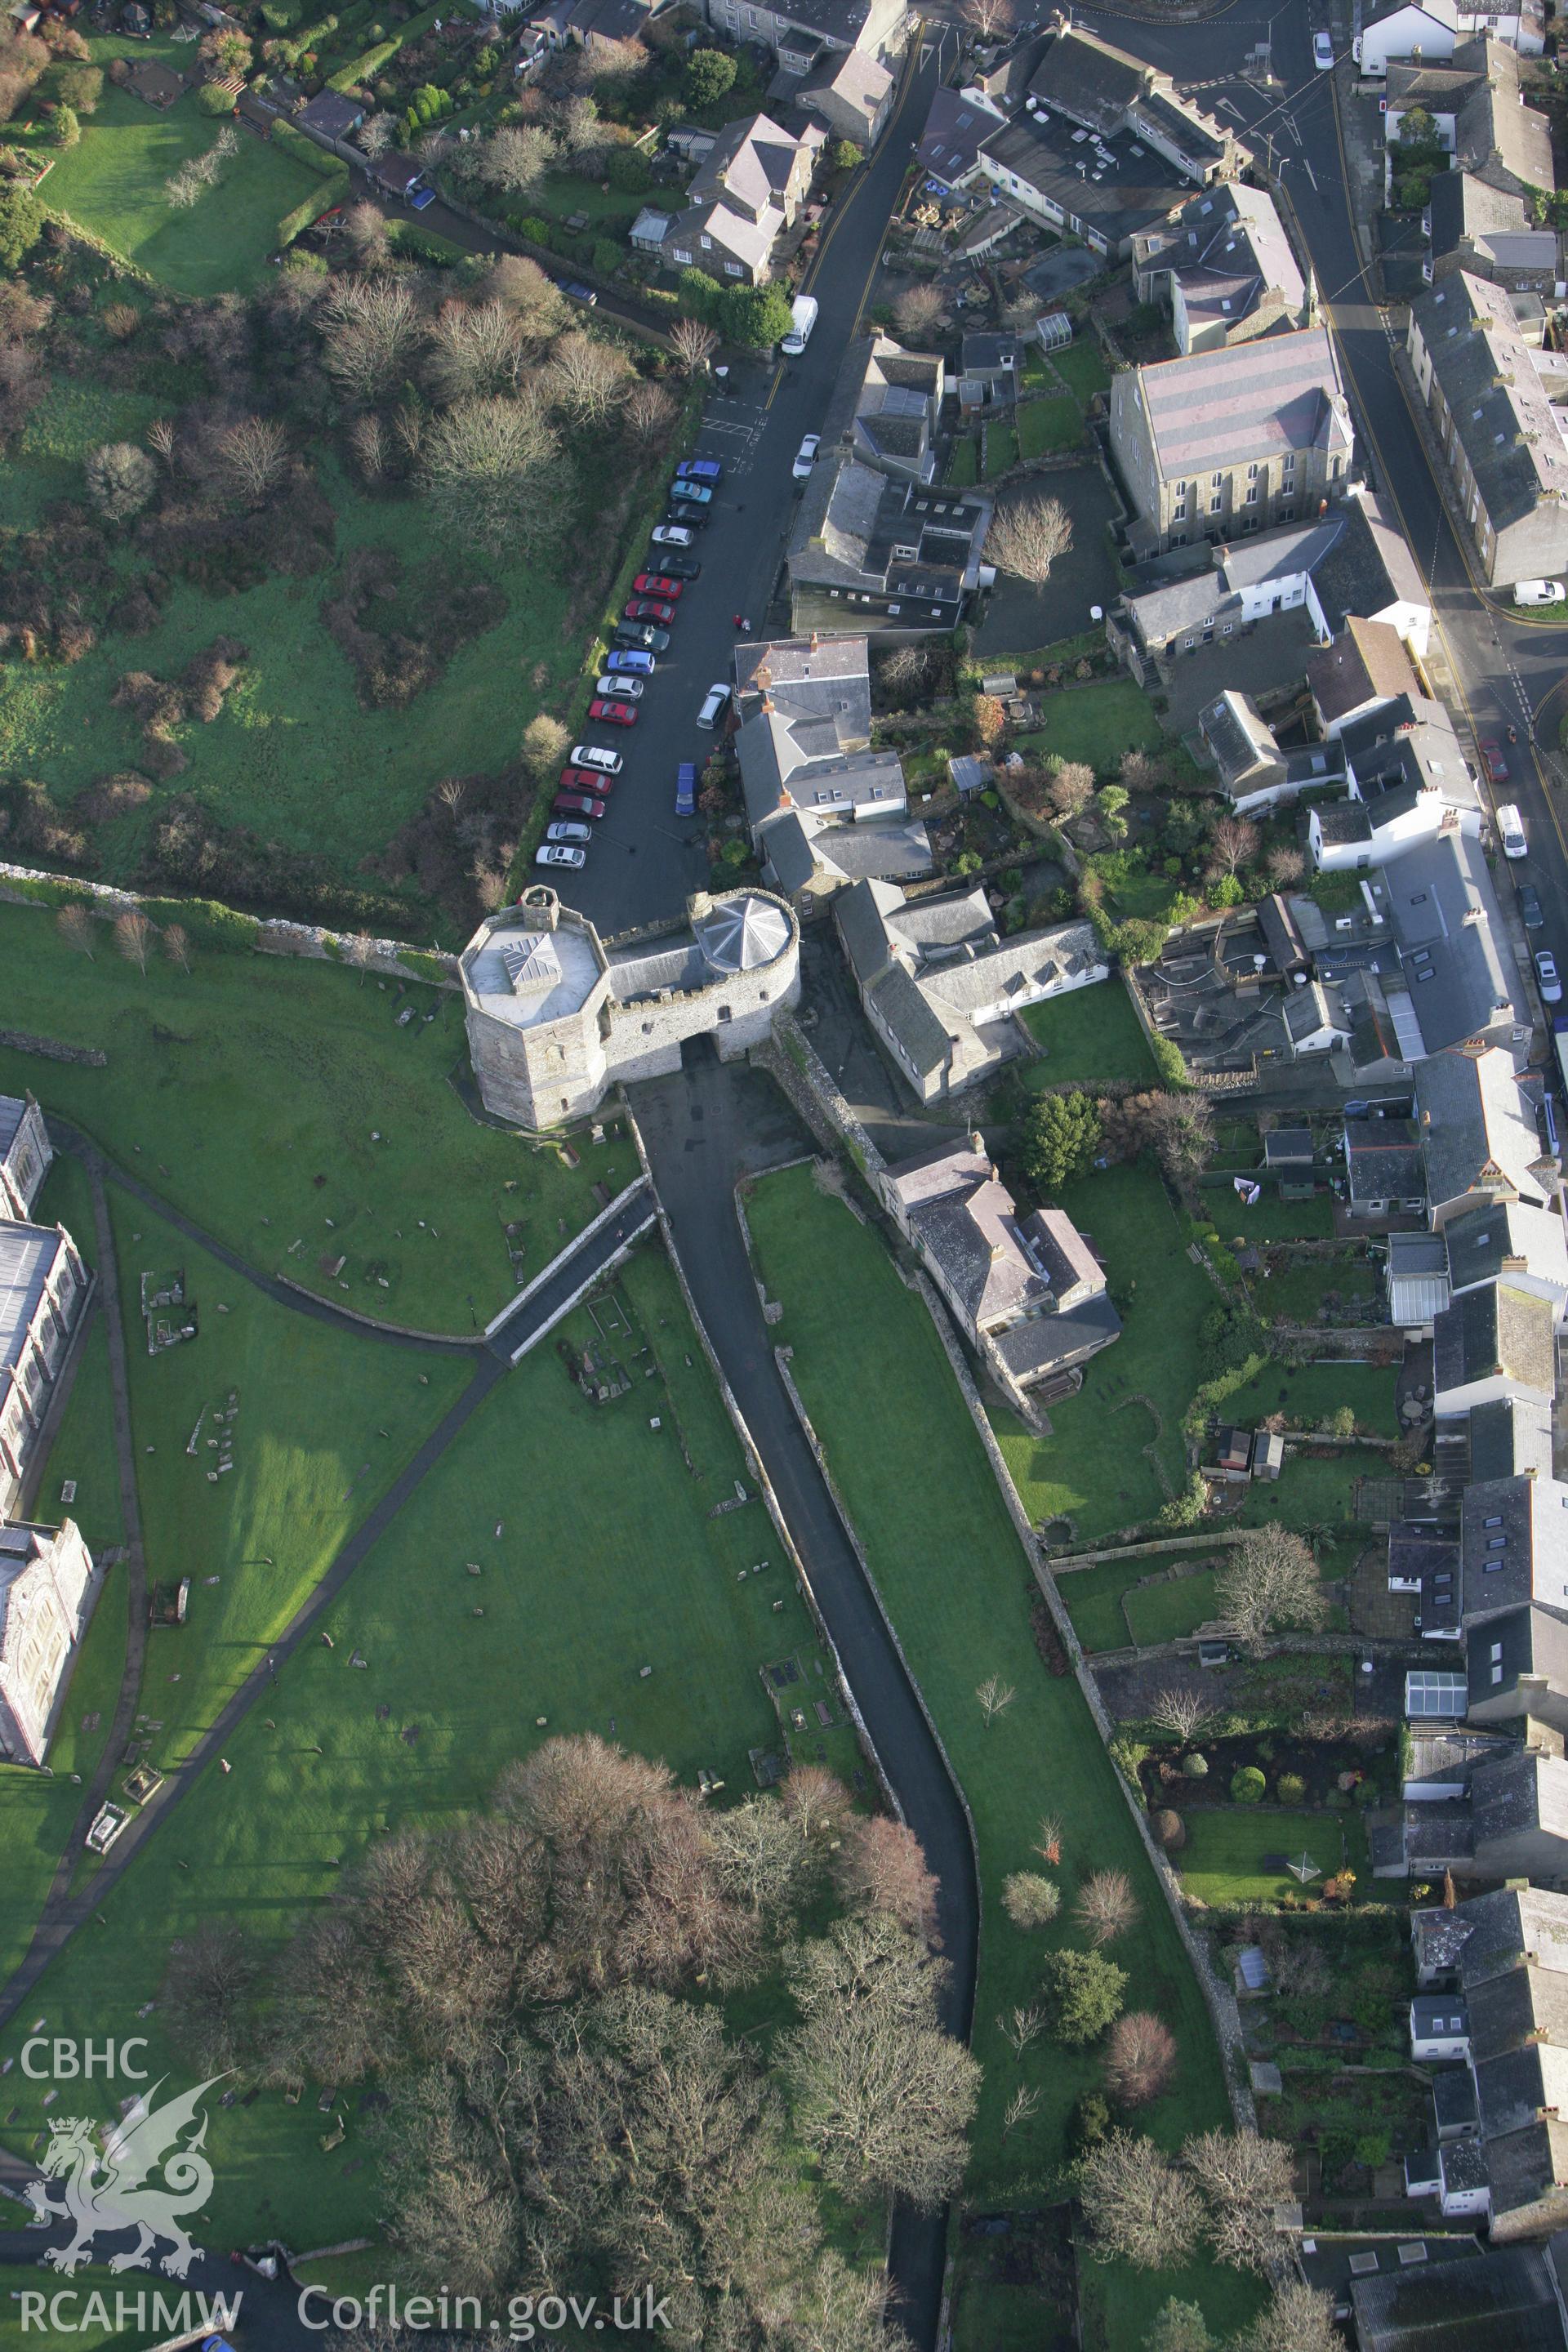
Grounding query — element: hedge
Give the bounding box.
[137,896,263,951]
[326,0,443,91]
[270,118,346,178]
[278,162,350,246]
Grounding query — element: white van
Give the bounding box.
[781,295,817,356]
[1514,580,1566,607]
[1497,802,1527,859]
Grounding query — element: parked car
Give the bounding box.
[606,648,656,675]
[662,506,708,532]
[553,791,608,820]
[668,479,713,506]
[675,457,723,483]
[1515,579,1566,607]
[408,185,435,212]
[537,843,586,869]
[588,697,639,727]
[564,281,597,305]
[624,598,677,626]
[648,552,701,580]
[559,765,617,795]
[546,821,592,845]
[634,573,684,599]
[570,743,621,774]
[1537,948,1562,1004]
[1480,739,1509,782]
[675,761,697,817]
[697,682,731,730]
[1497,800,1526,857]
[613,621,672,650]
[1521,881,1546,929]
[792,433,820,479]
[1313,29,1334,66]
[650,523,695,550]
[594,672,644,700]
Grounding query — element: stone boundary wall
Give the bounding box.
[617,1101,898,1815]
[1050,1529,1251,1573]
[0,1029,107,1068]
[902,1259,1257,2132]
[765,1012,889,1183]
[273,1277,479,1349]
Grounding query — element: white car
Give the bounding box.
[1497,800,1527,859]
[650,522,694,549]
[1313,29,1334,66]
[546,821,592,845]
[1537,949,1562,1004]
[570,743,622,776]
[697,682,731,730]
[792,434,821,480]
[536,844,586,871]
[594,673,644,700]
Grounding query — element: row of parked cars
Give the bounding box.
[536,460,724,872]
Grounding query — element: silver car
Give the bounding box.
[536,844,586,871]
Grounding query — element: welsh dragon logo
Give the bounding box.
[24,2076,224,2277]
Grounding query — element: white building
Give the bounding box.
[0,1517,100,1766]
[0,1094,51,1223]
[1359,0,1544,77]
[0,1221,90,1518]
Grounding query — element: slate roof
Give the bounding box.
[1314,489,1431,635]
[1446,1199,1568,1298]
[1386,834,1526,1054]
[1351,2243,1568,2352]
[884,1135,991,1213]
[1127,326,1352,482]
[1470,1605,1568,1711]
[1411,271,1568,529]
[1472,1744,1568,1854]
[1454,1886,1568,1990]
[915,82,1003,185]
[822,335,943,479]
[1344,1116,1425,1205]
[0,1223,66,1378]
[1469,1396,1557,1483]
[991,1290,1122,1374]
[1417,1046,1545,1214]
[1434,1281,1556,1401]
[1454,36,1555,194]
[976,108,1190,252]
[1027,21,1147,131]
[790,458,992,600]
[297,88,362,138]
[799,44,891,135]
[1308,616,1420,724]
[1138,180,1304,335]
[1428,167,1535,266]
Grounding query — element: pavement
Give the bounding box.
[630,1047,978,2352]
[484,1177,657,1361]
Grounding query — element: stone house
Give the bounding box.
[1132,181,1311,357]
[1306,617,1421,740]
[1418,1045,1554,1227]
[1432,1282,1556,1416]
[1427,172,1567,294]
[0,1094,51,1223]
[701,0,908,74]
[0,1221,90,1521]
[821,334,945,487]
[1108,326,1355,559]
[461,885,800,1129]
[798,46,893,147]
[879,1134,1120,1416]
[0,1517,99,1767]
[1360,0,1545,76]
[652,112,820,285]
[788,462,994,634]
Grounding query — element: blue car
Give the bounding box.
[675,761,697,817]
[676,458,723,484]
[668,479,713,506]
[605,648,655,676]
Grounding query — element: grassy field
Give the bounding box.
[1203,1188,1336,1241]
[1124,1567,1219,1646]
[744,1165,1241,2351]
[2,378,168,532]
[1018,682,1162,776]
[0,899,627,1331]
[1058,1562,1218,1654]
[1018,979,1156,1088]
[15,37,320,295]
[946,437,979,487]
[1223,1360,1399,1441]
[1052,340,1111,404]
[1247,1253,1379,1323]
[0,1244,866,2249]
[1016,396,1084,457]
[984,423,1019,476]
[1176,1808,1349,1906]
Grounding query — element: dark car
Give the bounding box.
[612,621,671,651]
[559,765,617,795]
[633,573,685,599]
[624,598,676,626]
[587,697,639,727]
[564,282,598,305]
[675,458,723,483]
[1521,881,1545,930]
[553,791,608,820]
[662,505,709,531]
[675,761,697,817]
[648,552,701,581]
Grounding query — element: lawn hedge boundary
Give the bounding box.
[278,162,350,247]
[326,0,444,91]
[270,118,347,178]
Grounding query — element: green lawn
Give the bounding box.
[1176,1809,1348,1906]
[0,898,628,1332]
[1058,1561,1219,1653]
[1016,396,1084,457]
[984,423,1019,477]
[1125,1568,1219,1646]
[1058,1560,1137,1654]
[1018,979,1157,1088]
[1249,1253,1380,1324]
[1018,681,1162,777]
[1223,1361,1399,1441]
[1051,340,1112,405]
[1,378,167,532]
[1203,1187,1335,1241]
[0,2274,149,2352]
[16,38,321,295]
[0,1244,865,2249]
[744,1165,1240,2350]
[946,437,980,488]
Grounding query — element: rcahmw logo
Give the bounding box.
[18,2290,243,2340]
[24,2074,225,2278]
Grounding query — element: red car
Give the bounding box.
[1480,739,1509,782]
[624,598,677,626]
[559,765,617,795]
[588,697,639,728]
[553,791,608,821]
[633,573,684,600]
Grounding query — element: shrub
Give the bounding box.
[685,47,736,105]
[1276,1773,1307,1806]
[1041,1947,1126,2044]
[606,144,649,191]
[1002,1871,1059,1929]
[196,82,236,114]
[0,187,44,270]
[1105,2011,1177,2108]
[1151,1808,1186,1852]
[1230,1766,1267,1805]
[1182,1753,1208,1780]
[1069,2089,1111,2157]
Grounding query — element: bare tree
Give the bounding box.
[521,712,572,782]
[1033,1814,1062,1867]
[114,909,153,975]
[419,393,563,558]
[425,300,528,401]
[878,643,930,702]
[1072,1869,1139,1948]
[1184,2128,1295,2274]
[145,416,176,470]
[670,315,719,376]
[780,1764,849,1844]
[1265,844,1305,889]
[986,492,1073,586]
[216,416,287,509]
[1001,1871,1058,1929]
[1046,757,1096,818]
[1147,1687,1218,1744]
[1001,2082,1040,2140]
[320,275,423,405]
[347,412,387,483]
[1214,1523,1327,1653]
[1207,815,1260,880]
[342,929,375,984]
[1240,2284,1339,2352]
[976,1675,1015,1726]
[544,329,631,425]
[1076,2131,1205,2270]
[892,283,945,343]
[474,122,558,199]
[160,1920,257,2073]
[161,922,191,974]
[831,1814,938,1940]
[1119,746,1168,795]
[84,440,156,522]
[960,0,1014,38]
[56,903,95,960]
[706,1793,815,1923]
[484,254,570,345]
[341,200,390,269]
[1146,1090,1216,1184]
[358,110,395,158]
[997,2002,1045,2055]
[621,381,678,451]
[1106,2011,1177,2108]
